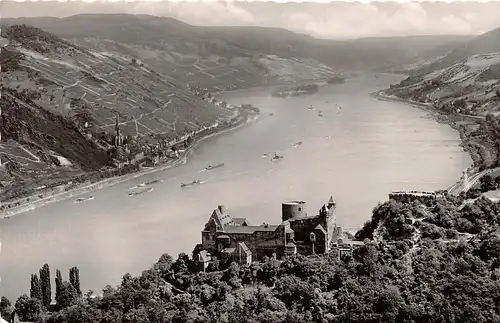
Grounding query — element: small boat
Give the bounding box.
[181,180,201,188]
[294,141,303,147]
[318,111,324,117]
[268,113,275,116]
[75,196,94,203]
[145,179,162,186]
[129,187,153,196]
[308,105,315,111]
[206,163,225,171]
[271,153,284,162]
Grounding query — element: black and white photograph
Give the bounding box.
[1,0,500,322]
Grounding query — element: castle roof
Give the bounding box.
[237,242,251,254]
[328,196,335,205]
[314,224,327,234]
[233,217,248,226]
[205,205,238,231]
[224,225,279,234]
[221,247,236,254]
[198,250,211,262]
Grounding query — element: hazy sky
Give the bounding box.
[3,1,500,39]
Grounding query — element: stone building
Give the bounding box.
[198,197,344,269]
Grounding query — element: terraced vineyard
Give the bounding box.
[0,21,341,207]
[0,24,236,203]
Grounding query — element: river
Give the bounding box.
[0,74,472,300]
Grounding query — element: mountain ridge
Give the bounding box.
[1,14,475,73]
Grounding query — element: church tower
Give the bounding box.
[114,115,123,147]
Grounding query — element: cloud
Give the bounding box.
[3,1,500,39]
[138,1,256,26]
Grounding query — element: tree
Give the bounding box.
[69,267,82,296]
[39,264,51,308]
[55,269,63,307]
[0,296,13,322]
[55,282,78,310]
[480,174,497,192]
[14,294,43,322]
[30,273,42,301]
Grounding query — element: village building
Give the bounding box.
[196,197,363,270]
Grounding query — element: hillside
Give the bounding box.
[5,191,500,322]
[413,26,500,76]
[0,24,236,204]
[1,15,342,92]
[2,14,472,78]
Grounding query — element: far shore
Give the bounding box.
[0,108,260,219]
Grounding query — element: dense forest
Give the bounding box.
[3,188,500,323]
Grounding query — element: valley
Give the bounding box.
[0,14,471,210]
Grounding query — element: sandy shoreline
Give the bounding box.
[372,90,479,193]
[0,110,260,219]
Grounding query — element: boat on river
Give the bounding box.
[271,153,284,162]
[181,180,201,188]
[206,163,225,171]
[145,179,162,186]
[75,196,94,203]
[129,187,153,196]
[318,111,324,117]
[294,141,303,147]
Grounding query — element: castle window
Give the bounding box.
[298,208,302,211]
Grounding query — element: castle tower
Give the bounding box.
[321,196,339,252]
[282,201,307,222]
[327,196,336,224]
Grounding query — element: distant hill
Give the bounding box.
[2,14,473,73]
[386,26,500,118]
[413,26,500,76]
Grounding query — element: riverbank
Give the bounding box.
[0,107,260,219]
[371,90,490,194]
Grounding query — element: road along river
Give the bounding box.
[0,73,472,300]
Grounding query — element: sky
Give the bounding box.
[2,1,500,39]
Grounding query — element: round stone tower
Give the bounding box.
[282,201,307,222]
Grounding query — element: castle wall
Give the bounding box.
[289,217,321,242]
[210,230,286,261]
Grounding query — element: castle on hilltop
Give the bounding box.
[196,197,363,271]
